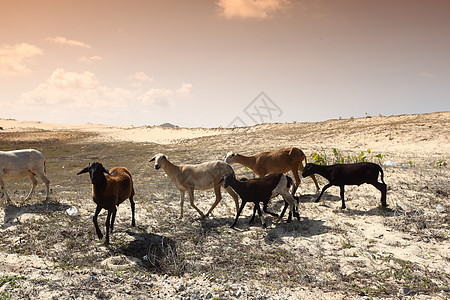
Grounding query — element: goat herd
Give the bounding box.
[0,148,387,246]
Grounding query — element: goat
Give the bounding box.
[149,154,239,219]
[219,172,299,228]
[0,149,50,203]
[77,162,136,246]
[225,147,320,195]
[301,162,387,209]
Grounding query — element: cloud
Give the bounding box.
[176,83,193,97]
[19,68,115,109]
[17,69,191,112]
[0,43,43,76]
[139,83,192,106]
[133,72,154,82]
[217,0,291,19]
[78,56,103,63]
[419,72,437,78]
[47,36,92,48]
[129,72,155,88]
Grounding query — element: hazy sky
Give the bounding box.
[1,0,449,127]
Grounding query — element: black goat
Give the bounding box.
[78,162,136,246]
[219,172,298,228]
[301,162,387,209]
[239,176,300,222]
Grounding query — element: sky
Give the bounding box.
[0,0,449,128]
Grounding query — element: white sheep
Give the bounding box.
[149,153,239,219]
[0,149,50,203]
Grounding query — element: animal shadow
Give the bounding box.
[298,192,341,204]
[200,215,235,231]
[265,217,332,244]
[2,200,71,229]
[117,230,178,271]
[335,206,395,217]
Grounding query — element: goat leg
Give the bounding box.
[105,209,114,246]
[372,182,387,208]
[129,195,136,226]
[279,197,300,221]
[110,207,117,233]
[188,189,205,219]
[25,173,38,200]
[262,201,279,218]
[315,183,333,203]
[254,203,266,228]
[230,201,246,228]
[279,201,288,221]
[249,204,257,224]
[0,178,12,203]
[339,185,346,209]
[93,206,103,240]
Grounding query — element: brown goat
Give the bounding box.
[225,147,320,195]
[78,162,136,246]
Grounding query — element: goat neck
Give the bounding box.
[159,157,182,181]
[311,165,333,181]
[226,176,247,194]
[234,154,257,170]
[92,173,108,197]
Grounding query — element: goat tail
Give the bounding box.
[379,165,385,184]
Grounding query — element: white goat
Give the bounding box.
[0,149,50,203]
[149,154,239,219]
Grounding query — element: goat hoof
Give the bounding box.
[314,199,320,203]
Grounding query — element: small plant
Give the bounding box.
[332,148,345,164]
[0,275,25,299]
[312,148,385,166]
[353,151,367,163]
[435,160,447,167]
[374,153,384,164]
[342,241,353,249]
[312,152,327,165]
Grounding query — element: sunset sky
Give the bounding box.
[1,0,449,127]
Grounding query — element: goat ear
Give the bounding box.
[77,167,89,175]
[102,167,110,175]
[218,176,225,184]
[149,156,156,162]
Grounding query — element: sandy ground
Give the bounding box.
[0,112,449,299]
[0,119,230,144]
